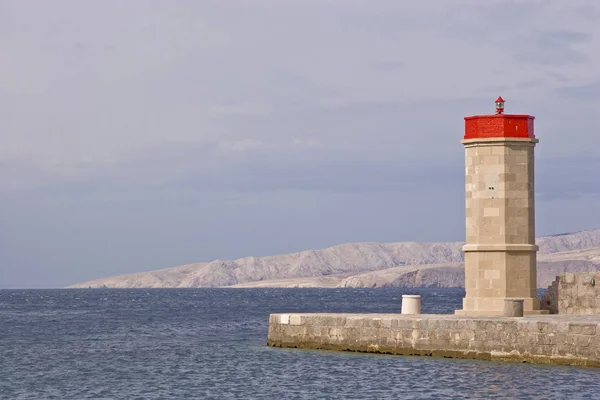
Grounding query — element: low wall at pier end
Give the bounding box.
[542,273,600,315]
[267,313,600,368]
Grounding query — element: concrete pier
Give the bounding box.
[268,313,600,368]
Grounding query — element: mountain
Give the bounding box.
[69,230,600,289]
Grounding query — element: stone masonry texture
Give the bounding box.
[459,137,542,315]
[542,273,600,315]
[268,313,600,368]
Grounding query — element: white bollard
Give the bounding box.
[401,295,421,314]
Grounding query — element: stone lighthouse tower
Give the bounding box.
[456,97,545,316]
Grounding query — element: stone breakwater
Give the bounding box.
[268,313,600,368]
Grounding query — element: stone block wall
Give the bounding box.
[541,273,600,315]
[464,141,536,246]
[460,138,540,315]
[268,313,600,367]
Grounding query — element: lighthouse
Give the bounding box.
[456,97,546,315]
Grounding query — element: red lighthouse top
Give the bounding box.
[464,97,535,140]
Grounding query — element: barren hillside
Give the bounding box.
[69,230,600,289]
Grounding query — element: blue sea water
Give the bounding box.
[0,288,599,399]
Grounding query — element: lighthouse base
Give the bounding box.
[455,297,548,316]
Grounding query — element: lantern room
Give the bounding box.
[463,97,535,140]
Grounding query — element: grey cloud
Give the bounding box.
[444,2,596,66]
[3,92,597,196]
[159,154,463,196]
[3,0,598,172]
[373,61,405,72]
[519,79,545,89]
[545,71,570,83]
[514,30,592,66]
[555,82,600,101]
[537,156,600,200]
[476,85,515,95]
[475,79,543,95]
[17,141,462,199]
[19,140,597,203]
[444,0,548,41]
[572,5,600,21]
[1,0,599,287]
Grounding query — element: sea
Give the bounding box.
[1,288,599,399]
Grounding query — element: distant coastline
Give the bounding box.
[69,230,600,290]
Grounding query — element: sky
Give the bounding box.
[1,0,599,288]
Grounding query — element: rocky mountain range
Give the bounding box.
[69,230,600,289]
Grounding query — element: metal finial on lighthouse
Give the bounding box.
[495,96,505,114]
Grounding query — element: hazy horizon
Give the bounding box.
[2,0,599,288]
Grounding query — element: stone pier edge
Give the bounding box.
[267,313,600,368]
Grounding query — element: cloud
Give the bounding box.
[205,104,272,118]
[217,139,265,153]
[291,138,322,149]
[537,156,600,200]
[555,82,600,101]
[1,0,599,287]
[572,5,600,21]
[444,1,599,70]
[2,0,599,177]
[514,30,592,66]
